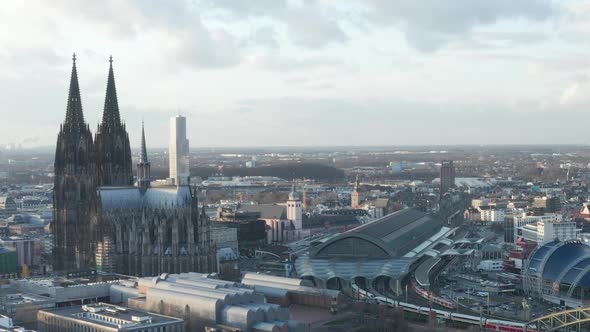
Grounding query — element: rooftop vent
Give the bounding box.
[131,315,152,323]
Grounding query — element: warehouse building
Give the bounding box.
[114,273,309,332]
[241,272,342,312]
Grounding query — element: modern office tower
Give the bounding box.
[439,160,455,197]
[169,115,190,185]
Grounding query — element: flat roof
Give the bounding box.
[39,303,182,329]
[2,293,52,305]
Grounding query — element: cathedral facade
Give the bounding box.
[52,54,97,271]
[53,55,215,276]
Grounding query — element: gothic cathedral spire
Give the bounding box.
[95,56,133,186]
[64,53,85,132]
[101,55,121,131]
[53,53,97,271]
[137,121,151,189]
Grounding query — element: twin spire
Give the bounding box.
[101,55,121,131]
[64,53,121,133]
[64,53,85,132]
[63,54,149,185]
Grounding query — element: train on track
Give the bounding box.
[351,279,531,332]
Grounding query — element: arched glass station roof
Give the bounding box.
[527,241,590,291]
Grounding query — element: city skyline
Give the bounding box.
[3,1,590,147]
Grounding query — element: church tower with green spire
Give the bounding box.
[53,54,97,271]
[95,56,133,186]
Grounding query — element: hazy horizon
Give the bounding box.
[5,143,590,155]
[3,1,590,148]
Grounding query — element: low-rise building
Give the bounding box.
[463,207,480,222]
[503,237,537,273]
[478,206,504,222]
[520,219,579,244]
[210,225,240,279]
[471,198,492,209]
[37,303,184,332]
[11,277,115,306]
[0,197,17,218]
[0,314,35,331]
[0,247,17,275]
[0,293,54,325]
[0,237,41,269]
[477,260,503,271]
[513,212,562,242]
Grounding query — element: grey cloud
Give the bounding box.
[281,8,348,48]
[51,0,243,69]
[50,0,142,37]
[200,0,288,16]
[254,55,342,72]
[1,47,61,67]
[480,31,549,44]
[175,26,242,69]
[204,0,348,48]
[246,26,280,49]
[364,0,558,52]
[284,76,311,85]
[454,31,551,51]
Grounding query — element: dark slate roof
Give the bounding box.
[98,185,192,209]
[350,208,429,240]
[311,208,443,259]
[237,204,286,220]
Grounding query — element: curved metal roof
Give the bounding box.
[525,240,590,299]
[295,255,414,281]
[560,257,590,285]
[542,243,590,281]
[577,270,590,288]
[526,240,561,275]
[310,208,442,259]
[526,241,590,292]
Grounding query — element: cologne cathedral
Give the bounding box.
[53,54,215,276]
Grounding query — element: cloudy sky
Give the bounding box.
[2,0,590,148]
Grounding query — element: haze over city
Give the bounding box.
[3,1,590,148]
[9,1,590,332]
